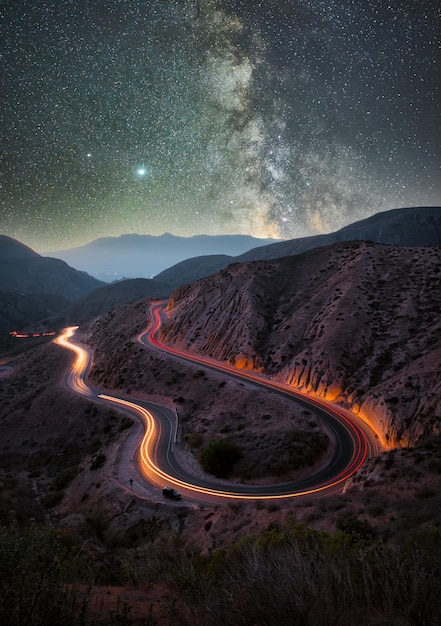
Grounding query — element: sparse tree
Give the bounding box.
[199,438,241,477]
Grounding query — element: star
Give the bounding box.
[0,0,439,250]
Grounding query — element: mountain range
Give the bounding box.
[45,207,441,287]
[155,206,441,287]
[46,233,279,281]
[1,206,440,337]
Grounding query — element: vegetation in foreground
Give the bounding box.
[1,513,440,625]
[0,514,92,625]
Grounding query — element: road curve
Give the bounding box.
[54,305,380,504]
[139,302,380,499]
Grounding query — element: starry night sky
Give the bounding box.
[1,0,440,251]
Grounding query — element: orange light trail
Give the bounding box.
[136,303,379,497]
[54,326,91,396]
[55,309,379,503]
[98,394,361,500]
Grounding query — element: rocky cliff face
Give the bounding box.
[161,241,441,448]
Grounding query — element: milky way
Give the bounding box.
[1,0,439,250]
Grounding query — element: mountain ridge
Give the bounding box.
[0,235,104,336]
[160,239,441,448]
[45,233,279,281]
[2,206,440,334]
[0,235,104,300]
[0,235,40,260]
[156,206,441,288]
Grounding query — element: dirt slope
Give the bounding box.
[160,241,441,447]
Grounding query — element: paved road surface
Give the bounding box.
[54,306,380,504]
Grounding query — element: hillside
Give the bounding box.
[160,241,441,448]
[38,278,172,329]
[0,291,70,333]
[0,235,103,301]
[155,206,441,288]
[0,235,105,345]
[1,256,440,622]
[154,254,231,288]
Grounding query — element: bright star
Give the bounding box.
[137,167,147,177]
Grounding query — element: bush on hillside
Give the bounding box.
[199,438,242,478]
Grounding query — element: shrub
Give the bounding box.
[119,416,134,431]
[199,438,242,478]
[416,485,437,499]
[88,437,102,454]
[40,490,64,509]
[90,454,106,470]
[184,431,203,449]
[336,515,377,544]
[0,515,92,624]
[52,466,78,491]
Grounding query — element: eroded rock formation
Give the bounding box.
[160,241,441,447]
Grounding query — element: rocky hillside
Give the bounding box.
[160,241,441,448]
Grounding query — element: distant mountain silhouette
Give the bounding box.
[0,235,104,334]
[0,235,104,300]
[238,206,441,263]
[46,233,279,281]
[155,206,441,288]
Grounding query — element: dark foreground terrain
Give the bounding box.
[1,240,441,624]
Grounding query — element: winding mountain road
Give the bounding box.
[55,303,380,504]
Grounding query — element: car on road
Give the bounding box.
[162,487,182,500]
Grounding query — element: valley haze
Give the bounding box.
[45,233,280,281]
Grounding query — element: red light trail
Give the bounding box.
[54,304,380,503]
